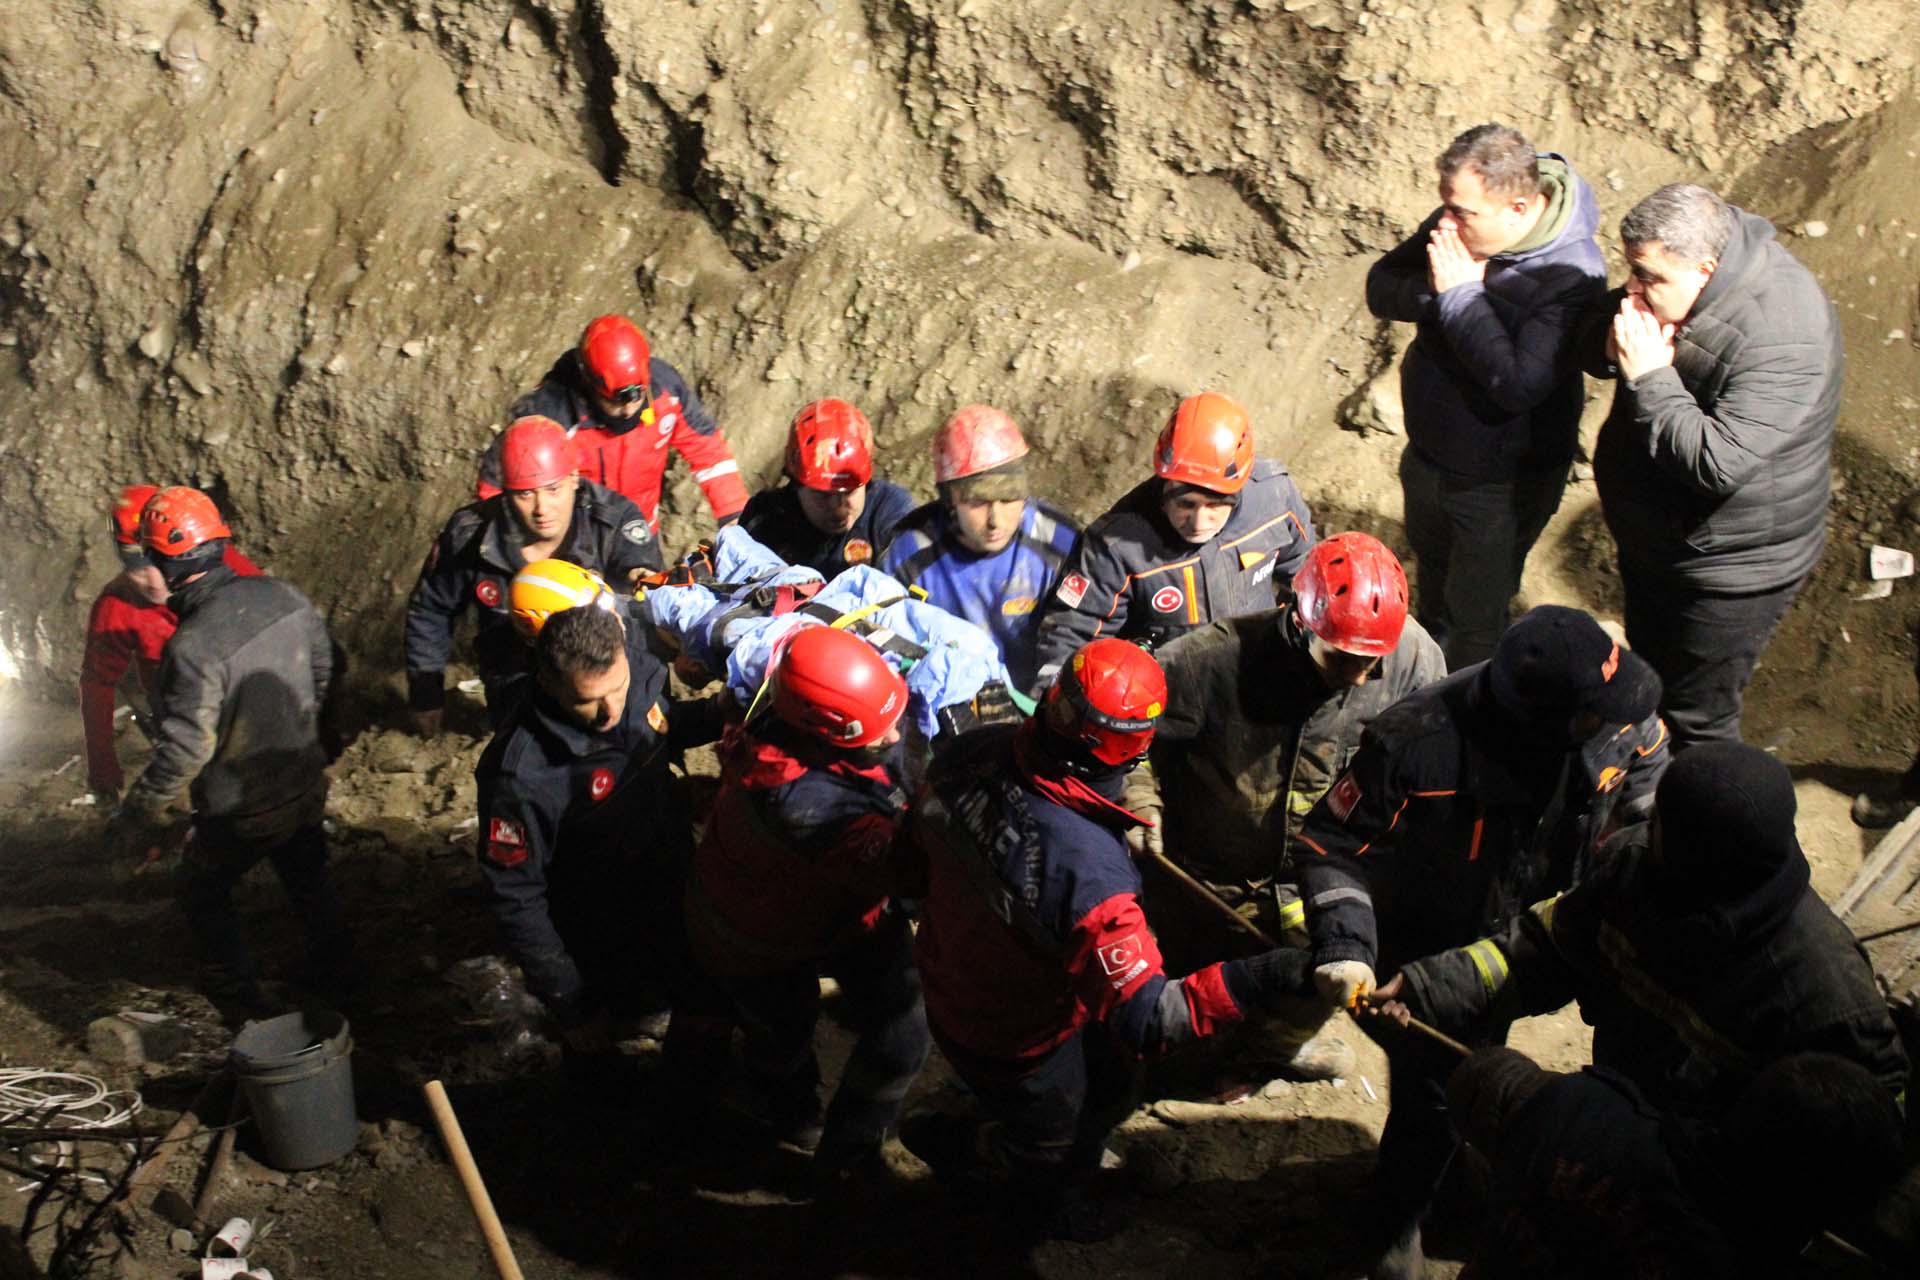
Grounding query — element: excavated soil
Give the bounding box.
[3,1,1920,1276]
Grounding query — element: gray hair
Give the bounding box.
[1620,184,1735,264]
[1436,124,1541,201]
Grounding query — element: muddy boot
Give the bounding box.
[1369,1224,1425,1280]
[1276,1031,1355,1083]
[1853,762,1920,829]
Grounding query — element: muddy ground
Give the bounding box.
[4,0,1920,1276]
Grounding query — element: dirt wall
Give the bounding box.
[1,0,1915,682]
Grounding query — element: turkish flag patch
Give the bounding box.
[485,816,527,867]
[1055,572,1089,608]
[1150,585,1184,613]
[588,768,614,801]
[1096,933,1150,989]
[1327,772,1362,822]
[476,579,502,608]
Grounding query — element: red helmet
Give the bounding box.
[577,315,651,401]
[1155,393,1256,495]
[786,398,874,492]
[140,486,231,557]
[111,483,160,546]
[768,625,908,748]
[498,416,576,490]
[933,405,1028,483]
[1042,638,1167,766]
[1292,532,1409,658]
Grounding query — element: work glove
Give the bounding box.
[1121,766,1164,859]
[1313,960,1377,1011]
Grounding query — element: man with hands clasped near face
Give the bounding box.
[1367,124,1607,671]
[1585,183,1841,752]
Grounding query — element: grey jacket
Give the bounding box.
[1588,208,1841,593]
[124,565,334,841]
[1144,601,1445,889]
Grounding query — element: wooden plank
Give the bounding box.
[1835,805,1920,920]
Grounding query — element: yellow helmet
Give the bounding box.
[509,559,616,640]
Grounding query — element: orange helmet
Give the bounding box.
[1292,533,1409,657]
[785,399,874,492]
[933,405,1028,484]
[111,484,160,547]
[498,416,577,490]
[1042,638,1167,766]
[1154,393,1255,495]
[578,315,651,401]
[140,487,231,558]
[768,626,908,748]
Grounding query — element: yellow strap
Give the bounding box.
[1277,899,1307,929]
[1465,939,1510,998]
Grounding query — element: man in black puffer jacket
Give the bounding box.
[1585,184,1841,750]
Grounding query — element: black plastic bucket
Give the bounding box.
[229,1009,358,1171]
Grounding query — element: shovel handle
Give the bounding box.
[423,1080,525,1280]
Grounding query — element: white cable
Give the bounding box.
[0,1069,145,1191]
[0,1068,144,1131]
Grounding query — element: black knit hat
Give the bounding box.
[1655,741,1802,897]
[1489,605,1661,725]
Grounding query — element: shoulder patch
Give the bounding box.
[621,518,653,545]
[589,768,614,801]
[647,700,668,734]
[485,816,528,867]
[476,578,503,608]
[1055,572,1090,608]
[1150,585,1185,614]
[843,537,872,565]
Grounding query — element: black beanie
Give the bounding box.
[1654,741,1803,900]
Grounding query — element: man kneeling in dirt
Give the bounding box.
[114,487,357,1005]
[474,603,730,1088]
[1434,1046,1907,1277]
[1129,533,1444,1085]
[899,639,1321,1241]
[1378,741,1910,1128]
[684,626,929,1186]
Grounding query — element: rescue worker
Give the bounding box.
[113,487,355,1001]
[737,398,915,578]
[474,603,729,1082]
[477,314,748,530]
[901,638,1321,1240]
[685,626,929,1181]
[1030,392,1316,694]
[82,484,260,803]
[1378,741,1909,1119]
[1438,1047,1907,1278]
[1128,533,1445,1082]
[407,415,661,733]
[1294,604,1668,1279]
[879,405,1079,693]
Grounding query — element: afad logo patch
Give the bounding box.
[476,579,503,608]
[1327,772,1362,822]
[1055,572,1090,608]
[1150,585,1184,613]
[588,768,614,802]
[1096,933,1151,990]
[1000,596,1037,617]
[621,518,653,546]
[843,538,873,565]
[485,816,528,868]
